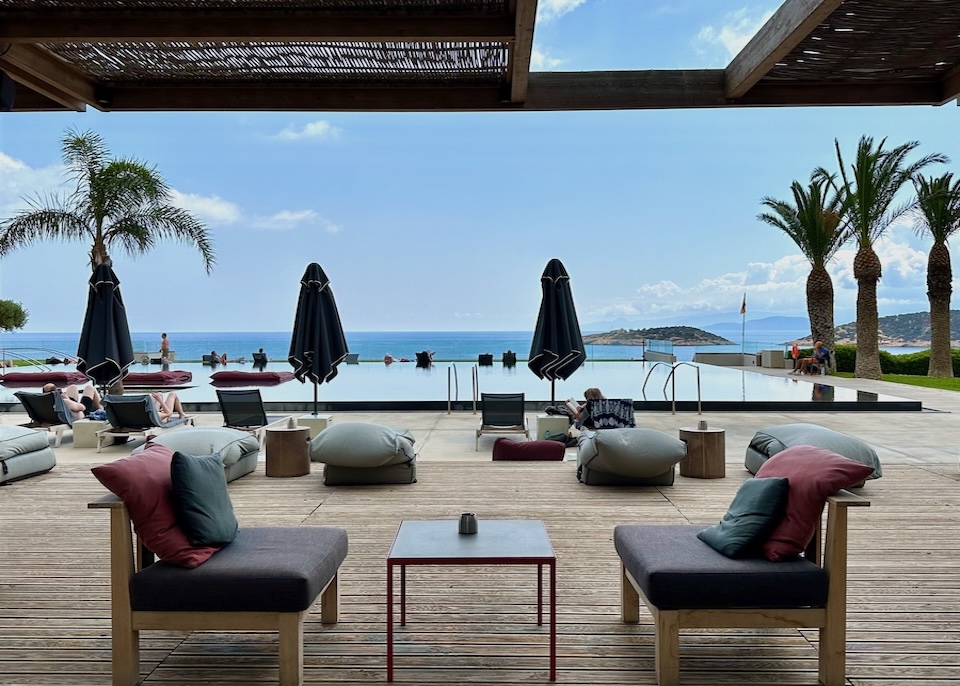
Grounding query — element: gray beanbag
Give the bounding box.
[745,423,882,480]
[309,422,416,485]
[134,427,260,482]
[0,425,57,484]
[577,428,686,486]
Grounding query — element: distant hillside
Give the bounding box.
[583,326,732,346]
[831,310,960,346]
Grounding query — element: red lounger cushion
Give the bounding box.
[0,371,88,386]
[210,371,295,386]
[125,370,193,384]
[492,438,565,461]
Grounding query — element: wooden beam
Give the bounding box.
[939,67,960,106]
[0,11,515,42]
[508,0,538,103]
[6,85,70,111]
[524,70,729,110]
[725,0,844,99]
[99,84,508,112]
[0,45,93,111]
[735,80,945,107]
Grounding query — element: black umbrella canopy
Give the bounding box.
[76,264,135,391]
[528,258,586,402]
[288,262,349,415]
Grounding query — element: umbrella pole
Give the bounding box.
[313,382,318,416]
[551,379,556,404]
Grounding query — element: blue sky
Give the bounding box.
[1,0,958,334]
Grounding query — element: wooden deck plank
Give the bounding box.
[1,462,959,684]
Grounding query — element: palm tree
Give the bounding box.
[0,128,214,273]
[758,172,846,367]
[912,172,960,377]
[831,136,946,379]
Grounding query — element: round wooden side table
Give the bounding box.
[678,426,726,479]
[264,426,311,477]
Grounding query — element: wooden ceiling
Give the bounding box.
[2,0,960,113]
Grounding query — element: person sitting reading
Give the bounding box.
[42,382,104,421]
[793,341,830,375]
[150,391,187,421]
[571,387,605,429]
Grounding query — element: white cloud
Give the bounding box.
[251,209,341,233]
[537,0,587,22]
[273,120,342,141]
[696,8,775,64]
[530,47,564,71]
[169,190,242,226]
[583,227,937,325]
[0,152,66,216]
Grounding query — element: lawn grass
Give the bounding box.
[832,371,960,392]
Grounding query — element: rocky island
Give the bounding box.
[583,326,733,346]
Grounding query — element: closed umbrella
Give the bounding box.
[76,264,135,393]
[288,262,349,416]
[528,258,586,403]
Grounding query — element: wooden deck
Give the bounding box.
[2,459,959,685]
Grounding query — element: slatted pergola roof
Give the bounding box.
[2,0,960,112]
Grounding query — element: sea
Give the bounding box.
[0,330,929,363]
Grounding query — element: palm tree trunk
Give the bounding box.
[854,276,882,379]
[806,265,836,372]
[927,242,954,377]
[928,298,953,377]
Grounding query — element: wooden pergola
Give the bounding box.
[3,0,960,113]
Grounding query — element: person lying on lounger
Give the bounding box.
[42,382,104,421]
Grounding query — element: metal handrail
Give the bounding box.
[0,347,77,373]
[471,365,479,414]
[640,361,675,400]
[641,360,702,415]
[447,364,460,414]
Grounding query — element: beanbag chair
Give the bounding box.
[492,438,565,461]
[134,427,261,482]
[745,423,881,481]
[309,422,416,485]
[577,428,686,486]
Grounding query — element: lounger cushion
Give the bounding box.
[129,526,348,613]
[745,423,882,480]
[577,428,686,479]
[170,452,238,546]
[614,524,828,610]
[92,444,221,568]
[309,422,415,468]
[492,438,565,461]
[755,445,875,561]
[697,477,789,558]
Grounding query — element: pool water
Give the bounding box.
[0,360,920,411]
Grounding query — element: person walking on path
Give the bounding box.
[160,333,170,359]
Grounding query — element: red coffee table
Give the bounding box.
[386,519,557,681]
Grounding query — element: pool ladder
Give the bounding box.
[641,361,702,415]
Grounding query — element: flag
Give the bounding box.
[739,294,747,316]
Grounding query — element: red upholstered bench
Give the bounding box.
[492,437,565,461]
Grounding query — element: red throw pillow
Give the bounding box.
[756,444,874,561]
[492,438,565,461]
[91,444,221,568]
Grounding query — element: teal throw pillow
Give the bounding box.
[170,451,238,546]
[697,477,789,558]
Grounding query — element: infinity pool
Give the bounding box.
[0,360,921,411]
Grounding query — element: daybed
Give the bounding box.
[0,370,88,386]
[132,427,261,482]
[210,370,296,387]
[0,424,57,484]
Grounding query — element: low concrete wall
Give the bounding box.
[644,351,677,363]
[692,352,756,367]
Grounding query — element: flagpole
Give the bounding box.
[740,293,746,356]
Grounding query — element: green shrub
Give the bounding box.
[833,346,960,376]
